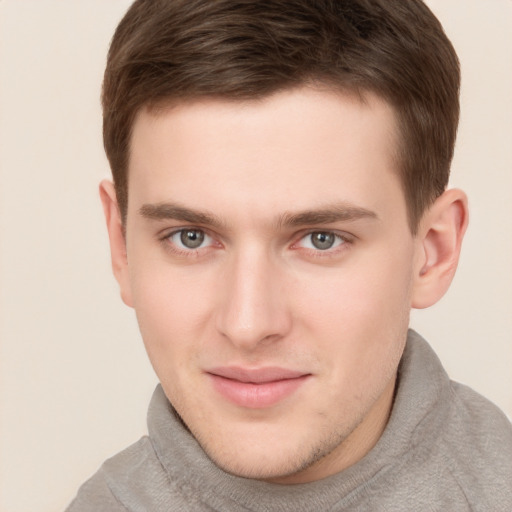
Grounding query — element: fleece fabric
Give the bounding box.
[66,330,512,511]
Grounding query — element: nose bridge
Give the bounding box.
[216,244,289,349]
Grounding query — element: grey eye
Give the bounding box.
[180,229,205,249]
[310,232,336,250]
[297,231,345,251]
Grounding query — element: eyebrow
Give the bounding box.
[277,204,378,227]
[139,202,225,228]
[139,202,378,228]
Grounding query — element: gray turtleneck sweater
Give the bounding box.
[66,331,512,511]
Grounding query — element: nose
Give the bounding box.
[215,247,292,350]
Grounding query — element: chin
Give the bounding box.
[194,422,349,484]
[207,450,308,482]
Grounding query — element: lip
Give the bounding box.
[206,367,310,409]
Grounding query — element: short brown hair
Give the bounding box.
[102,0,460,233]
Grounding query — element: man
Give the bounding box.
[67,0,512,510]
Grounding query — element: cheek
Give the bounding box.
[293,246,414,369]
[297,261,412,330]
[129,261,215,362]
[296,266,411,414]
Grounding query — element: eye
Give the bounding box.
[168,229,213,250]
[298,231,346,251]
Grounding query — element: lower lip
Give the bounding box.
[207,374,309,409]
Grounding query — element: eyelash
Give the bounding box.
[159,228,354,259]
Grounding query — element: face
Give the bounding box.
[116,87,420,483]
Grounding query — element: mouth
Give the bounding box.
[206,367,311,409]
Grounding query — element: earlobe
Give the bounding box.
[99,180,134,307]
[411,189,469,309]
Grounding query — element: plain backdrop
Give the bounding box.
[0,1,511,511]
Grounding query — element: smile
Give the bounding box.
[206,367,311,409]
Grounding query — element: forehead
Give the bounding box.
[128,87,404,226]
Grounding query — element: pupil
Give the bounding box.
[312,232,334,250]
[181,230,204,249]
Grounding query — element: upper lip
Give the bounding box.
[207,366,309,384]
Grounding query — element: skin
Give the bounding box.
[101,87,468,484]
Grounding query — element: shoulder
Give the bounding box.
[446,380,512,462]
[66,429,216,512]
[394,332,512,510]
[65,436,177,512]
[65,468,126,512]
[440,381,512,509]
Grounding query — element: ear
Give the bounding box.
[99,180,134,308]
[411,188,469,309]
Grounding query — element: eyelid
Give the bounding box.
[159,225,211,240]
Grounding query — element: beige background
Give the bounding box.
[0,1,511,511]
